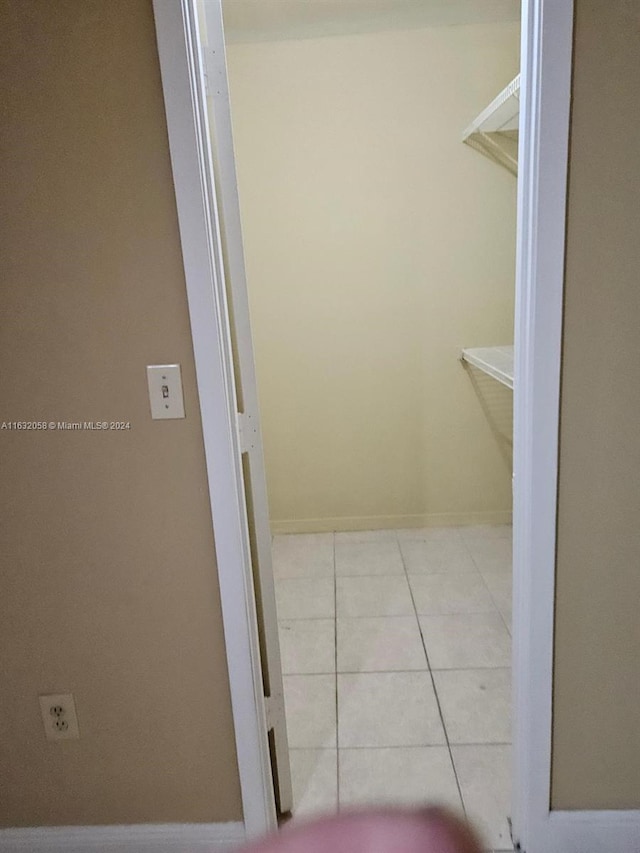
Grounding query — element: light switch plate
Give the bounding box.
[147,364,185,419]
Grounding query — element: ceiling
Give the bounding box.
[222,0,521,43]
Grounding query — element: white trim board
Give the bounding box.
[201,0,294,814]
[532,811,640,853]
[0,823,245,853]
[511,0,572,847]
[152,0,275,838]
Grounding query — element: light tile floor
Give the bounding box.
[273,525,513,852]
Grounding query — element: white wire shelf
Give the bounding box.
[462,74,520,175]
[461,345,514,390]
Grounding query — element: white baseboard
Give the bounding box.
[271,510,512,535]
[523,810,640,853]
[0,822,245,852]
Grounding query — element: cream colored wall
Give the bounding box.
[551,0,640,810]
[226,23,519,532]
[0,0,242,827]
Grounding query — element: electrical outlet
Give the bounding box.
[39,693,80,741]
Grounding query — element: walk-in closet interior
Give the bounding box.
[219,1,521,848]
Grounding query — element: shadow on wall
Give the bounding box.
[463,365,513,469]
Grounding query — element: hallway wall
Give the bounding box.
[0,0,242,827]
[551,0,640,810]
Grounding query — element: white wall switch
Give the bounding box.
[39,693,80,741]
[146,364,185,420]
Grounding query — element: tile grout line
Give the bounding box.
[277,569,485,580]
[461,536,514,641]
[395,529,469,818]
[479,577,513,638]
[332,530,340,812]
[290,742,512,751]
[285,666,511,676]
[411,529,514,848]
[281,609,507,623]
[464,535,515,849]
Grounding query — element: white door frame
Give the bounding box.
[154,1,639,850]
[200,0,293,817]
[153,0,275,838]
[511,0,572,849]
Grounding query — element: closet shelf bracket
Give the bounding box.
[462,74,520,175]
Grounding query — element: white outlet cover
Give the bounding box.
[39,693,80,741]
[146,364,185,420]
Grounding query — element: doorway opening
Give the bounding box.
[214,3,519,847]
[155,0,575,845]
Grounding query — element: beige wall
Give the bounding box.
[552,0,640,810]
[0,0,242,827]
[226,23,519,533]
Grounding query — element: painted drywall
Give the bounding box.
[225,23,518,532]
[223,0,521,43]
[0,0,242,826]
[551,0,640,809]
